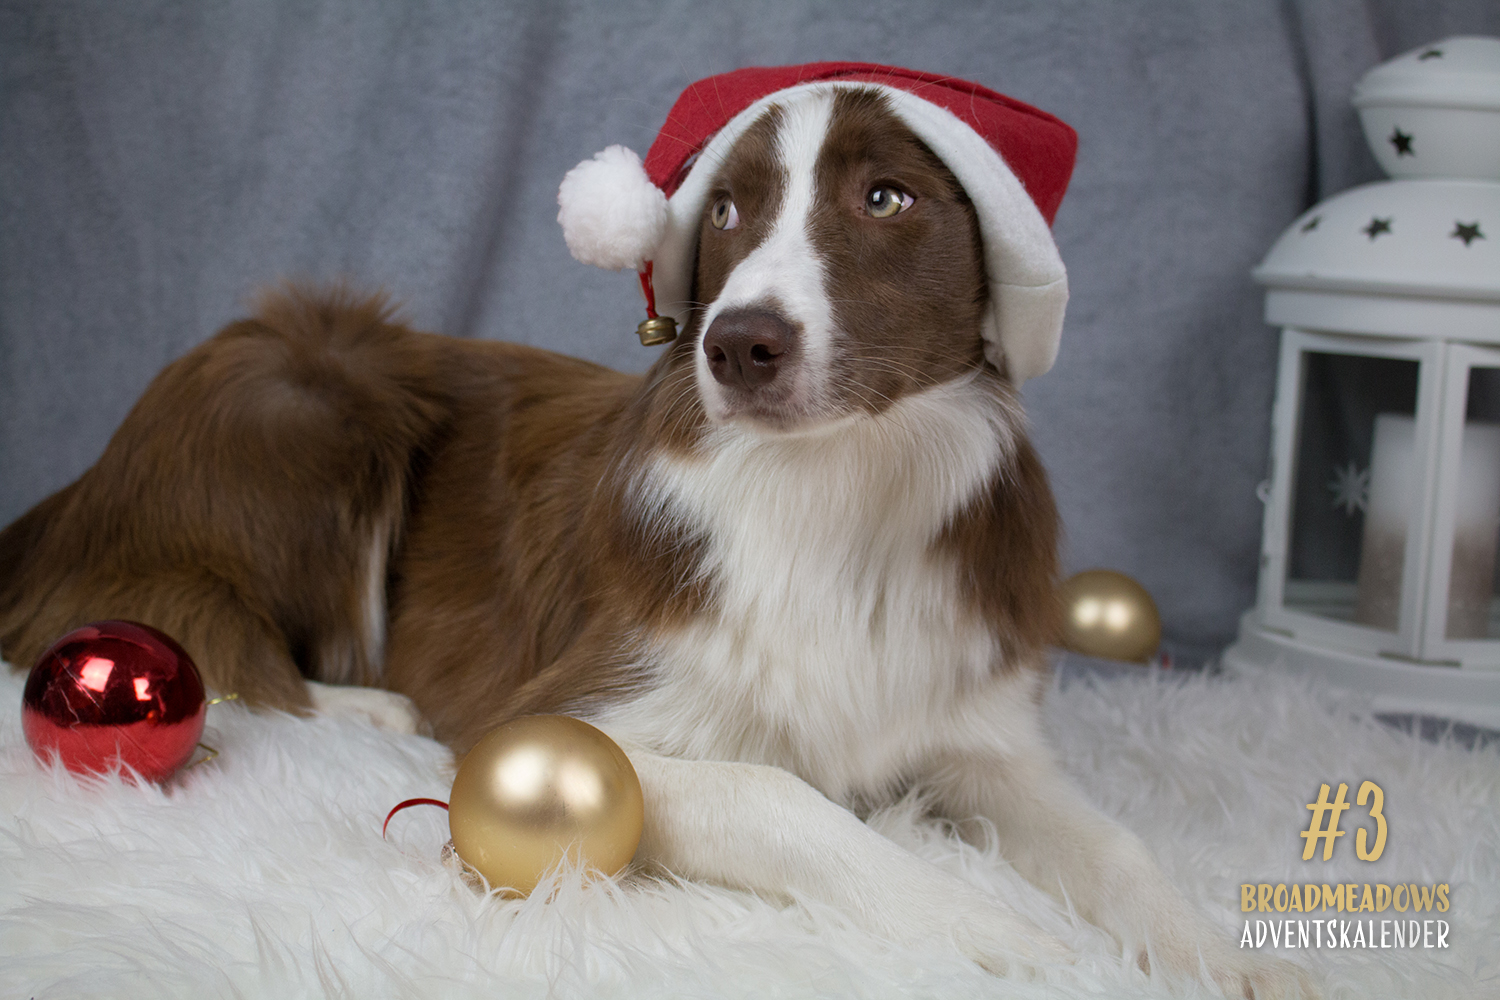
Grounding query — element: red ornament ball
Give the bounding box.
[22,621,206,783]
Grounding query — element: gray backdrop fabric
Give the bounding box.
[3,0,1497,663]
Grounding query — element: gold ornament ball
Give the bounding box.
[448,715,644,896]
[1059,569,1162,663]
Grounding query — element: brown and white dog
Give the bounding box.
[0,69,1307,995]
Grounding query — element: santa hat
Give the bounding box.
[557,62,1077,384]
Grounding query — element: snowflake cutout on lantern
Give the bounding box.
[1328,460,1369,516]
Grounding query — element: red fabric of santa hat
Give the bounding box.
[557,62,1077,384]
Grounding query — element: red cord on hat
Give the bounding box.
[638,260,661,320]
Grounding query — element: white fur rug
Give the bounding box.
[2,658,1496,1000]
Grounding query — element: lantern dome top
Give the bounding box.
[1350,36,1500,180]
[1254,178,1500,303]
[1353,36,1500,114]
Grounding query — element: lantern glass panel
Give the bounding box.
[1446,366,1500,640]
[1284,351,1420,629]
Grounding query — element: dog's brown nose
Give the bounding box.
[702,309,794,392]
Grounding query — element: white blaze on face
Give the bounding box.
[695,91,837,424]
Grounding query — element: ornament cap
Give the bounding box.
[636,315,677,346]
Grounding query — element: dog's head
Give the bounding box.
[682,87,988,433]
[559,67,1073,444]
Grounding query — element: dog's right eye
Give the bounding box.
[865,186,913,219]
[710,196,740,231]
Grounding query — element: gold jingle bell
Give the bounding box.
[636,315,677,346]
[448,715,644,896]
[1059,569,1163,664]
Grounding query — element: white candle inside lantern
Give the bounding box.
[1355,414,1415,629]
[1446,420,1500,639]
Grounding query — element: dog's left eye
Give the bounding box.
[710,196,740,230]
[864,186,913,219]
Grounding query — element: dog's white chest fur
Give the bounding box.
[599,379,1026,805]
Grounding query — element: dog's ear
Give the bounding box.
[940,434,1062,664]
[985,347,1010,384]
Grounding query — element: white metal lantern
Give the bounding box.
[1224,37,1500,730]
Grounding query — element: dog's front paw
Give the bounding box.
[949,906,1073,980]
[1150,942,1318,999]
[1219,955,1319,1000]
[306,681,425,734]
[876,882,1072,980]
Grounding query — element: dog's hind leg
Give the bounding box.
[1,564,310,709]
[306,680,422,733]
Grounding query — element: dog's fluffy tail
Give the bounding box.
[0,285,449,704]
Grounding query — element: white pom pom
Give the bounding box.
[557,145,669,271]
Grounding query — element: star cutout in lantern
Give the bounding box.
[1389,129,1414,156]
[1300,215,1321,233]
[1418,48,1443,60]
[1363,217,1392,240]
[1328,460,1369,516]
[1451,221,1484,247]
